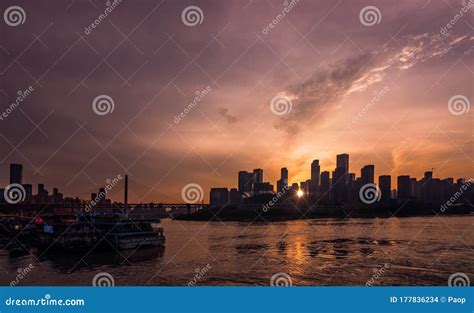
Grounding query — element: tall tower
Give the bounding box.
[320,171,330,202]
[277,167,289,192]
[361,165,375,185]
[336,154,349,174]
[253,168,263,184]
[10,164,23,184]
[378,175,391,204]
[238,171,253,193]
[397,175,411,201]
[124,175,128,211]
[310,160,320,195]
[281,167,288,182]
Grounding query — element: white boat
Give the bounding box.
[107,227,165,250]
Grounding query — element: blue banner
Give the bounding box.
[0,287,471,313]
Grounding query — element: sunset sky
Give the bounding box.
[0,0,472,202]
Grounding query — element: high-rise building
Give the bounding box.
[348,173,356,202]
[410,178,418,199]
[424,171,433,180]
[332,167,346,203]
[397,175,411,201]
[336,154,349,174]
[38,184,45,195]
[310,160,320,195]
[238,171,254,193]
[320,171,330,202]
[96,188,106,204]
[277,167,289,192]
[253,168,263,185]
[440,178,454,205]
[421,171,433,204]
[300,181,309,194]
[10,164,23,184]
[22,184,32,204]
[229,188,240,206]
[53,188,63,203]
[378,175,391,203]
[361,165,375,185]
[336,155,350,199]
[348,173,355,184]
[210,188,229,209]
[37,184,47,203]
[281,167,288,181]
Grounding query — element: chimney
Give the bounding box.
[124,175,128,211]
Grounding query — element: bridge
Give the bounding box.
[0,202,209,221]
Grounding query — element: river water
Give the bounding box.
[1,216,472,286]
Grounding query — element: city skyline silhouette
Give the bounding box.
[1,151,472,207]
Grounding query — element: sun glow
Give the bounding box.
[296,189,304,198]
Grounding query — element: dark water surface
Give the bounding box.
[1,216,473,286]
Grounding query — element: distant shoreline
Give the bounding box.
[174,208,473,222]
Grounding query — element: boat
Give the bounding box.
[96,221,165,250]
[37,216,165,250]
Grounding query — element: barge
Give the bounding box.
[37,216,165,250]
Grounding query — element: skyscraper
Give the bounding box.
[336,154,349,174]
[22,184,32,204]
[210,188,229,209]
[53,188,61,203]
[320,171,330,202]
[238,171,254,193]
[378,175,391,204]
[361,165,375,185]
[310,160,320,195]
[9,164,23,184]
[98,188,106,204]
[229,188,241,206]
[348,173,356,202]
[277,167,288,192]
[421,171,433,204]
[37,184,46,203]
[253,168,263,185]
[410,178,418,199]
[281,167,288,181]
[300,181,309,194]
[332,167,346,203]
[38,184,45,195]
[397,175,411,201]
[424,171,433,180]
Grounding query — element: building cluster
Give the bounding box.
[210,168,276,209]
[209,153,473,210]
[0,164,112,206]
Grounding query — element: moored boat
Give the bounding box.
[36,216,165,250]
